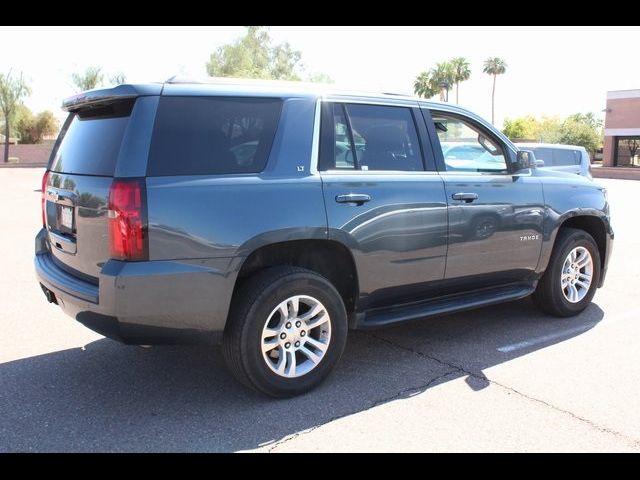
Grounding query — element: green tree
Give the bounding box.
[450,57,471,104]
[568,112,602,130]
[537,116,563,143]
[414,61,456,102]
[0,71,31,162]
[503,115,539,140]
[431,62,455,101]
[14,107,59,144]
[306,72,334,84]
[502,112,602,153]
[71,66,104,92]
[559,118,602,154]
[110,72,126,85]
[483,57,507,124]
[207,26,308,81]
[414,71,438,99]
[34,111,59,142]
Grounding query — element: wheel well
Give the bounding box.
[559,216,607,267]
[235,240,359,314]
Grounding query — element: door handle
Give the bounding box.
[451,192,479,203]
[335,193,371,205]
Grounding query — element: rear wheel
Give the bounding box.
[223,266,348,397]
[533,228,601,317]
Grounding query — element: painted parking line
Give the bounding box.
[496,325,595,353]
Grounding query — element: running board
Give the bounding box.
[353,283,535,329]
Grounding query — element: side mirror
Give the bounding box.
[514,150,536,171]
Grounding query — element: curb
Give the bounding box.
[592,167,640,181]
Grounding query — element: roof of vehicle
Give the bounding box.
[62,76,459,111]
[60,77,515,150]
[515,142,587,151]
[164,75,421,101]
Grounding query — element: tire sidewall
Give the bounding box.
[239,273,348,397]
[548,231,601,315]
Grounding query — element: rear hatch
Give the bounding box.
[44,97,137,282]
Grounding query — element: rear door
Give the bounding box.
[425,109,545,286]
[319,100,448,310]
[44,97,154,281]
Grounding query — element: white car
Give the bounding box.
[515,142,592,179]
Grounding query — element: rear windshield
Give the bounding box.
[528,147,582,166]
[49,100,134,176]
[147,96,282,176]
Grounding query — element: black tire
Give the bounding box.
[222,266,348,397]
[533,228,601,317]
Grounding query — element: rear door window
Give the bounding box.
[49,100,134,176]
[147,97,282,176]
[320,103,425,171]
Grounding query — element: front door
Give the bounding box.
[319,101,448,310]
[426,110,545,286]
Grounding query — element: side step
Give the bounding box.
[354,283,535,329]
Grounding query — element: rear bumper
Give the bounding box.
[34,228,238,344]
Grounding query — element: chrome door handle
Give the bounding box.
[451,192,479,203]
[335,193,371,205]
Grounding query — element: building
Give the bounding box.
[603,89,640,167]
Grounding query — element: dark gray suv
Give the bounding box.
[35,79,613,397]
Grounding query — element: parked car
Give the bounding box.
[35,79,613,397]
[515,142,592,178]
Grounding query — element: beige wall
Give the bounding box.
[603,92,640,167]
[605,97,640,129]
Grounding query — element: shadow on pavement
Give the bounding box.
[0,298,603,452]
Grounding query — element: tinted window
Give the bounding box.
[320,103,424,171]
[148,97,282,176]
[49,100,134,176]
[347,104,423,171]
[529,147,581,166]
[331,104,355,169]
[433,113,507,173]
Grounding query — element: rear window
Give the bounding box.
[529,147,582,166]
[50,100,134,176]
[147,97,282,176]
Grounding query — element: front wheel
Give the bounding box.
[223,266,348,397]
[533,228,601,317]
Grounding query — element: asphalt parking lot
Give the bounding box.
[1,168,638,452]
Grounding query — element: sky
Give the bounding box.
[2,26,638,127]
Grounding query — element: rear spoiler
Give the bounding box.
[62,84,163,112]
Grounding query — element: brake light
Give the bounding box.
[108,179,148,261]
[41,170,49,227]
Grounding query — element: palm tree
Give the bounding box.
[450,57,471,104]
[413,71,437,99]
[431,62,455,102]
[483,57,507,124]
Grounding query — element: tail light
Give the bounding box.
[41,170,49,227]
[108,178,148,261]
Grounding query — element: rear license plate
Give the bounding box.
[60,206,74,230]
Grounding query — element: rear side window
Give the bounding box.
[529,147,582,166]
[319,102,425,172]
[148,97,282,176]
[49,100,134,176]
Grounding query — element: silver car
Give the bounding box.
[515,142,592,179]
